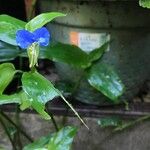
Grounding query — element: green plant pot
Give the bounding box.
[38,0,150,105]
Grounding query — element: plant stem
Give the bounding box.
[15,106,22,150]
[0,115,17,150]
[0,111,33,142]
[49,112,59,132]
[114,115,150,132]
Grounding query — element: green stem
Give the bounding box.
[114,115,150,132]
[60,93,89,129]
[0,111,33,142]
[0,115,17,150]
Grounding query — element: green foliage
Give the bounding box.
[21,71,59,120]
[87,63,125,102]
[0,11,126,149]
[0,41,20,62]
[22,71,59,104]
[25,12,66,32]
[0,15,26,45]
[23,126,77,150]
[0,94,21,105]
[139,0,150,8]
[89,41,109,63]
[0,63,16,94]
[48,126,77,150]
[97,117,122,128]
[45,43,91,69]
[23,134,51,150]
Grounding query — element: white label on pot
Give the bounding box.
[70,32,110,52]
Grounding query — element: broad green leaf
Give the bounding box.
[22,71,88,127]
[45,43,91,69]
[87,63,125,102]
[0,41,20,62]
[97,117,122,128]
[139,0,150,8]
[0,15,26,45]
[22,71,59,120]
[89,41,109,63]
[22,71,59,104]
[0,63,16,94]
[48,126,77,150]
[23,134,52,150]
[0,93,21,105]
[25,12,66,31]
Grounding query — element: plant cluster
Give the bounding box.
[0,0,149,148]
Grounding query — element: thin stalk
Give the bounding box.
[49,112,59,132]
[61,71,85,126]
[0,111,33,142]
[15,106,22,150]
[114,115,150,132]
[60,93,89,129]
[0,115,17,150]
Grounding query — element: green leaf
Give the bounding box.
[139,0,150,8]
[97,117,122,128]
[22,71,88,127]
[22,71,59,120]
[25,12,66,32]
[0,15,26,45]
[22,71,59,104]
[0,93,21,105]
[23,126,77,150]
[19,91,32,110]
[48,126,77,150]
[45,43,91,69]
[89,41,109,63]
[32,100,51,120]
[87,63,125,102]
[23,134,52,150]
[0,41,20,62]
[0,63,16,94]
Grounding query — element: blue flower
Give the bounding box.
[16,27,50,49]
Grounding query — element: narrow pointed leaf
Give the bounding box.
[48,126,77,150]
[0,93,21,105]
[0,63,16,94]
[45,43,91,69]
[32,100,51,120]
[89,41,109,63]
[25,12,66,32]
[0,15,26,45]
[87,63,125,102]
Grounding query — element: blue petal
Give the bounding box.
[16,30,35,49]
[33,27,50,46]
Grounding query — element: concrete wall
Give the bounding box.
[0,113,149,150]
